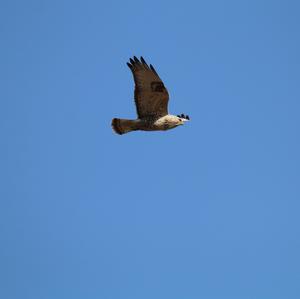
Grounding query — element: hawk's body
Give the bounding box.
[112,56,189,135]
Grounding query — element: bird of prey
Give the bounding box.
[111,56,189,135]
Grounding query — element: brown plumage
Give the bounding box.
[112,56,189,135]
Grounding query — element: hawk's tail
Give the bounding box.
[111,118,138,135]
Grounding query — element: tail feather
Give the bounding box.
[111,118,138,135]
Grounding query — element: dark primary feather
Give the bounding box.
[149,64,158,76]
[140,56,148,67]
[133,56,140,64]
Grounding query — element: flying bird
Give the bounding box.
[111,56,190,135]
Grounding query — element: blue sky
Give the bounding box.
[1,0,300,298]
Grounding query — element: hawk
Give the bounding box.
[111,56,189,135]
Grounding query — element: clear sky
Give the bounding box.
[1,0,300,298]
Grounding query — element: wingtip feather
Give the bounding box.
[150,64,158,75]
[133,56,140,64]
[126,62,133,69]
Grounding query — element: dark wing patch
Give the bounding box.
[151,81,166,92]
[127,56,169,118]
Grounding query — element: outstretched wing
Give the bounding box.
[127,56,169,119]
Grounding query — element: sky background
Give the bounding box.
[1,0,300,298]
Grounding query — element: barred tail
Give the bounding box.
[111,118,138,135]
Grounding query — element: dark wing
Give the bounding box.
[127,56,169,119]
